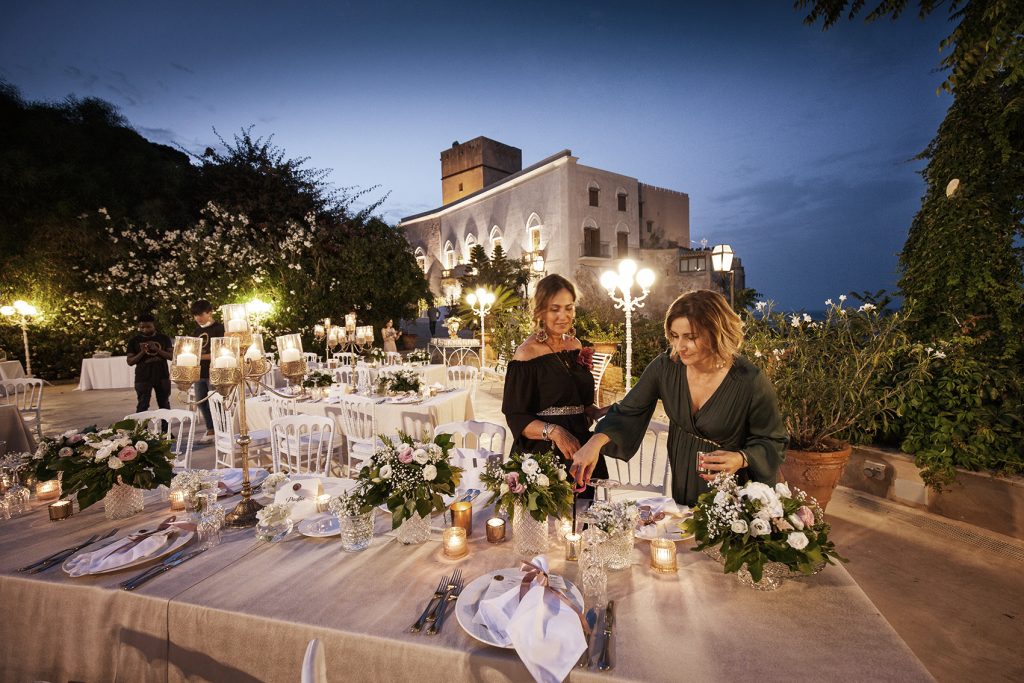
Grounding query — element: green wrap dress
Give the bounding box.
[596,352,788,505]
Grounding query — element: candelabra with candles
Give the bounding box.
[600,259,655,391]
[0,300,40,377]
[464,287,495,366]
[170,305,308,528]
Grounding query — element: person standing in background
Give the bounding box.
[190,300,225,443]
[127,312,172,412]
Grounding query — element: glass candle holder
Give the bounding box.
[48,500,73,521]
[450,501,473,536]
[565,532,582,561]
[650,538,678,573]
[315,494,332,513]
[210,336,240,369]
[169,489,187,511]
[171,335,202,390]
[35,479,61,503]
[221,303,250,335]
[486,517,506,543]
[276,333,305,379]
[442,526,468,559]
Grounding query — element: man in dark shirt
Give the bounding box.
[190,299,225,443]
[127,312,172,412]
[427,305,439,337]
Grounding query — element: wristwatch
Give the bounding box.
[541,423,556,441]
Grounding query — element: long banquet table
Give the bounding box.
[0,489,934,683]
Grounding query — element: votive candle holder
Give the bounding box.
[442,526,468,559]
[486,517,506,543]
[650,538,678,573]
[450,501,473,536]
[48,500,72,521]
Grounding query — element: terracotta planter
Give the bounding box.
[591,341,618,357]
[779,442,852,512]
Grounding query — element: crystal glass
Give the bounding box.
[579,527,609,606]
[339,511,374,552]
[2,466,31,517]
[396,511,431,545]
[197,506,225,548]
[512,501,548,558]
[600,529,635,571]
[255,517,293,543]
[103,482,145,520]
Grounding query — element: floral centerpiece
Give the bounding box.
[32,420,174,511]
[356,433,462,543]
[365,347,385,363]
[683,474,846,590]
[585,500,640,570]
[301,370,333,389]
[377,368,421,395]
[328,488,376,551]
[407,348,430,364]
[260,471,291,497]
[481,451,574,556]
[170,469,213,510]
[443,316,462,338]
[255,501,293,542]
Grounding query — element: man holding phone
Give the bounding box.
[127,312,173,412]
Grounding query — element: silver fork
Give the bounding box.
[410,574,450,633]
[427,574,464,635]
[18,534,98,572]
[24,527,120,574]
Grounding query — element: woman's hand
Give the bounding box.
[550,426,581,460]
[698,450,746,481]
[570,434,609,487]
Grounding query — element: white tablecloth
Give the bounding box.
[245,389,475,440]
[0,360,25,381]
[76,356,172,390]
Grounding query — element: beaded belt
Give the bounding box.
[537,405,585,416]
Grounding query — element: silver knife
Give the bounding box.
[597,600,615,671]
[577,607,599,668]
[119,547,207,591]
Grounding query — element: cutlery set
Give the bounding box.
[578,600,616,672]
[410,569,464,636]
[17,527,120,574]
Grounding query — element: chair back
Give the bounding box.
[446,365,478,389]
[337,395,376,443]
[0,378,44,436]
[303,352,319,364]
[434,420,506,467]
[271,414,334,475]
[301,639,328,683]
[334,352,357,365]
[334,366,370,390]
[267,395,297,421]
[124,409,197,469]
[385,351,403,365]
[590,352,614,406]
[602,421,671,496]
[207,393,237,468]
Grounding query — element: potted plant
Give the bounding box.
[743,298,930,511]
[575,309,622,358]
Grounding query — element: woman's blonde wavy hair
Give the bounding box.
[664,289,743,365]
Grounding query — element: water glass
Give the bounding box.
[579,526,609,607]
[696,450,710,477]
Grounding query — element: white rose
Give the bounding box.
[379,464,392,479]
[428,443,442,457]
[730,519,749,534]
[62,429,78,438]
[774,482,792,498]
[557,469,567,481]
[755,508,771,520]
[134,441,148,453]
[787,532,809,550]
[107,457,124,470]
[500,483,510,495]
[412,449,429,465]
[94,447,112,461]
[713,491,731,507]
[535,473,550,487]
[520,458,539,476]
[749,518,771,536]
[422,464,437,481]
[787,513,804,530]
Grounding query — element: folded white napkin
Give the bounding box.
[634,496,687,517]
[218,468,269,494]
[634,496,690,539]
[65,528,179,576]
[274,477,323,521]
[475,556,587,683]
[386,395,420,404]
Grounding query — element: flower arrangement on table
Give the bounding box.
[377,367,421,395]
[443,316,462,337]
[682,474,846,582]
[357,433,462,528]
[260,471,291,496]
[31,420,174,510]
[301,370,334,389]
[406,348,430,364]
[585,499,639,536]
[365,347,386,363]
[255,502,292,526]
[169,469,214,509]
[327,488,373,517]
[480,451,574,523]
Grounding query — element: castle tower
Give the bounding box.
[440,137,522,205]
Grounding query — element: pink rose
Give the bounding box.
[505,472,520,487]
[511,482,526,494]
[397,446,414,464]
[68,434,84,444]
[797,506,815,529]
[774,517,793,532]
[58,447,74,458]
[117,446,138,462]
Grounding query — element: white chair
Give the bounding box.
[481,353,509,383]
[0,378,44,437]
[263,351,277,364]
[334,366,370,390]
[301,638,327,683]
[384,351,403,365]
[446,365,479,402]
[334,352,357,365]
[208,393,272,469]
[266,395,297,421]
[270,415,335,475]
[303,352,319,365]
[125,409,196,470]
[602,421,671,500]
[434,420,507,467]
[590,352,613,407]
[333,395,385,474]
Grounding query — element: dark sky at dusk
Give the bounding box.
[1,1,954,309]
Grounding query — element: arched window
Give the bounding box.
[526,213,543,252]
[615,222,630,258]
[414,247,427,273]
[616,188,628,212]
[489,226,503,255]
[588,181,600,208]
[443,241,456,270]
[582,218,601,258]
[465,233,477,260]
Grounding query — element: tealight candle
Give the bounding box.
[244,343,262,362]
[213,348,237,369]
[48,500,72,521]
[280,346,302,363]
[450,501,473,536]
[486,517,506,543]
[35,479,61,503]
[564,532,582,561]
[316,494,332,513]
[169,489,186,511]
[650,538,678,573]
[176,348,199,367]
[442,526,468,559]
[226,318,248,334]
[559,517,573,539]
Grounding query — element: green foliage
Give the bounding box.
[488,304,534,363]
[459,244,532,295]
[574,307,624,344]
[732,287,762,312]
[479,450,574,523]
[629,315,669,381]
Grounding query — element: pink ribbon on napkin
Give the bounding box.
[638,505,667,527]
[519,560,591,638]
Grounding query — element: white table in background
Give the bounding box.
[76,356,172,390]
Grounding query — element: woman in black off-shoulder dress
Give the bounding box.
[501,274,608,496]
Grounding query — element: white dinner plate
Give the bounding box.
[635,522,694,542]
[297,513,340,538]
[62,528,195,576]
[455,568,584,649]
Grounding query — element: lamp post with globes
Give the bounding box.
[600,260,655,391]
[465,287,496,365]
[711,244,736,309]
[1,300,40,377]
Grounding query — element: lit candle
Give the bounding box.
[564,532,582,561]
[450,501,473,536]
[35,479,61,503]
[245,343,262,362]
[314,324,325,339]
[442,526,468,559]
[345,313,356,332]
[169,489,186,511]
[316,494,332,513]
[176,344,199,367]
[486,517,506,543]
[226,318,248,334]
[650,538,678,573]
[213,348,237,369]
[280,345,302,363]
[48,500,72,521]
[559,517,573,539]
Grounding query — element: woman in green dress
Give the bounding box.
[570,290,788,506]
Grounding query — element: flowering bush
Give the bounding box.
[32,420,175,510]
[377,368,421,394]
[585,500,639,536]
[356,433,462,528]
[480,451,574,523]
[683,474,846,581]
[744,298,932,451]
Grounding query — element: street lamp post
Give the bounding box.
[600,260,655,391]
[711,244,735,308]
[1,300,40,377]
[465,287,496,366]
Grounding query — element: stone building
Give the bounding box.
[400,137,743,314]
